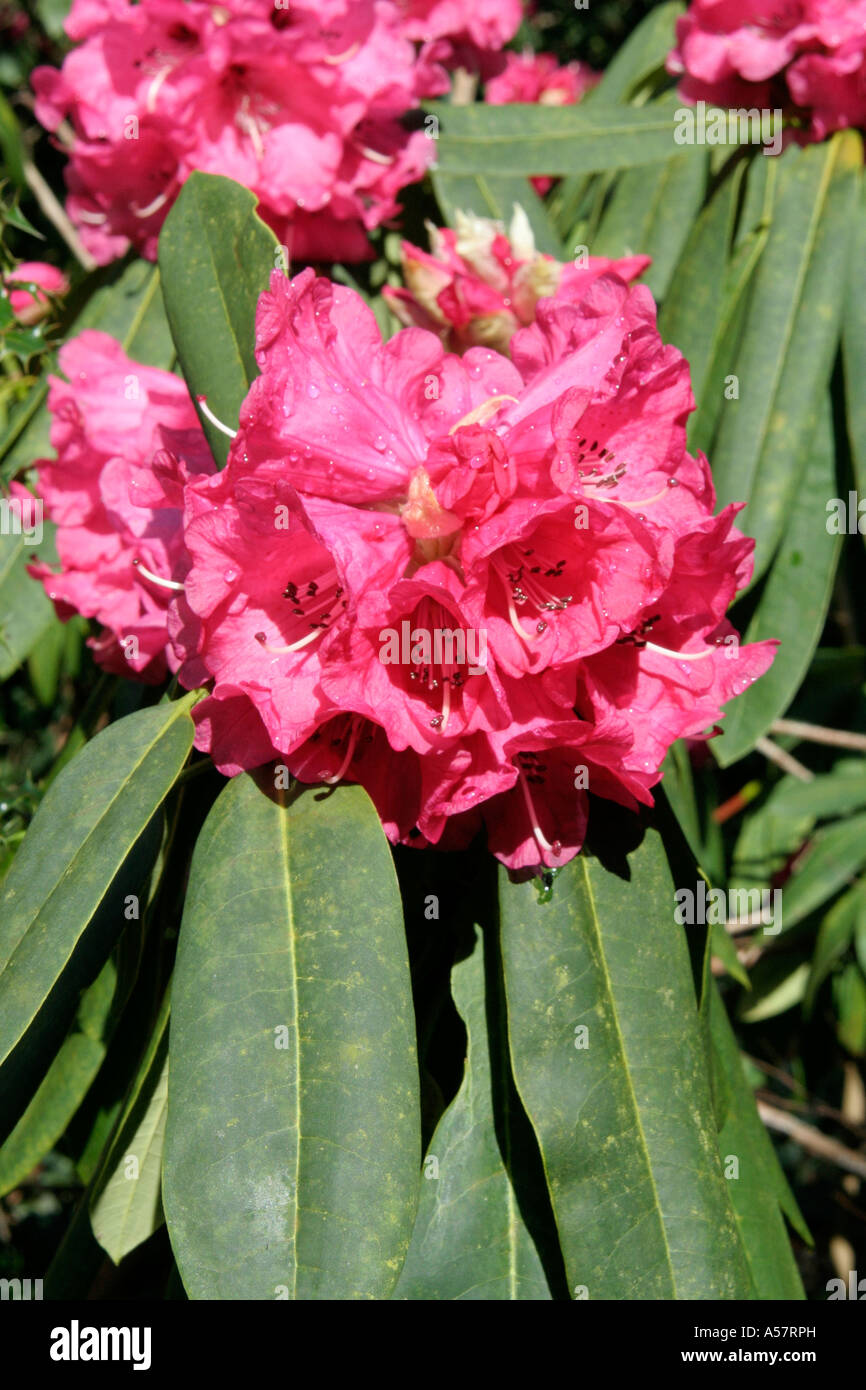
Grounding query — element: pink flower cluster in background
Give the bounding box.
[29,332,214,681]
[4,261,68,324]
[668,0,866,142]
[484,50,600,192]
[31,0,522,266]
[31,264,775,870]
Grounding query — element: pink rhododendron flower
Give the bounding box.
[485,49,600,106]
[401,0,523,78]
[29,331,213,681]
[31,0,445,265]
[384,206,650,354]
[668,0,866,142]
[485,50,600,193]
[166,265,775,870]
[5,262,68,324]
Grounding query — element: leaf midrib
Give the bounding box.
[275,788,301,1301]
[725,140,840,499]
[579,856,678,1297]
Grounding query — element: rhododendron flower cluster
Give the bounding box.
[484,49,600,107]
[668,0,866,143]
[29,331,214,682]
[31,0,522,266]
[4,261,68,324]
[384,206,651,354]
[484,49,600,193]
[31,262,776,871]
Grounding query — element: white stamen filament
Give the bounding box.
[256,627,321,655]
[504,584,540,644]
[323,718,362,784]
[608,483,670,510]
[323,42,360,65]
[518,770,560,864]
[236,101,265,162]
[146,65,173,113]
[645,641,714,662]
[196,397,238,438]
[439,678,451,733]
[359,145,395,166]
[255,582,341,655]
[76,209,108,225]
[132,190,171,219]
[132,559,184,591]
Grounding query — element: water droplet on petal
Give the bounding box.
[224,567,239,583]
[306,382,320,399]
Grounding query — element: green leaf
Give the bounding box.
[90,988,170,1264]
[781,813,866,930]
[159,173,278,467]
[730,782,814,891]
[710,133,861,582]
[498,825,752,1299]
[429,101,708,180]
[0,90,26,189]
[715,398,841,765]
[770,763,866,822]
[588,3,684,105]
[842,178,866,520]
[0,957,116,1197]
[707,981,806,1295]
[0,513,57,681]
[163,773,420,1300]
[430,172,565,257]
[34,0,72,39]
[593,133,707,301]
[806,878,866,1012]
[659,166,741,402]
[0,695,197,1143]
[738,958,810,1022]
[834,963,866,1055]
[395,927,551,1300]
[710,920,751,989]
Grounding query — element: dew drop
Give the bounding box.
[306,382,320,399]
[224,567,239,583]
[373,434,388,451]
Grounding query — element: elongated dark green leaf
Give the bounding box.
[710,133,861,582]
[716,399,840,765]
[0,695,197,1143]
[706,981,806,1296]
[806,878,866,1012]
[395,928,550,1300]
[593,135,707,301]
[0,957,116,1196]
[429,101,709,179]
[90,989,170,1264]
[430,170,565,257]
[772,764,866,822]
[842,178,866,520]
[499,826,751,1299]
[780,813,866,930]
[163,773,419,1300]
[659,168,740,397]
[0,515,56,681]
[159,173,278,466]
[588,2,684,105]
